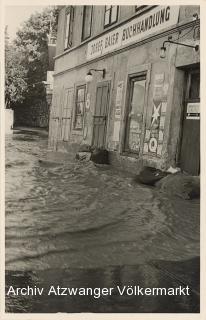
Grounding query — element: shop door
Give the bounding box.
[125,74,146,154]
[179,69,200,175]
[92,82,110,148]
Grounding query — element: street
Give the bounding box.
[5,129,200,313]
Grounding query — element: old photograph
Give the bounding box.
[4,4,200,314]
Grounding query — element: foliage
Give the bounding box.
[5,37,27,108]
[5,6,59,108]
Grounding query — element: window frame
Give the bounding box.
[178,67,200,174]
[135,5,148,13]
[81,5,93,42]
[73,84,86,131]
[124,72,147,155]
[104,5,119,28]
[64,6,74,50]
[135,5,157,15]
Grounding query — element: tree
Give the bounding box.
[5,7,59,109]
[14,7,58,101]
[5,28,27,108]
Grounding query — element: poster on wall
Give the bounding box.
[154,73,164,86]
[86,93,91,110]
[153,73,164,101]
[113,120,121,142]
[115,108,121,119]
[144,99,167,156]
[144,72,168,157]
[115,81,124,108]
[113,81,124,142]
[151,102,161,128]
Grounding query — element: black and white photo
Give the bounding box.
[3,3,202,316]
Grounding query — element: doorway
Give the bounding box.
[179,68,200,175]
[92,81,110,148]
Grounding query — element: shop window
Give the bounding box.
[64,6,74,50]
[73,85,86,130]
[82,6,93,41]
[104,6,119,28]
[125,74,146,154]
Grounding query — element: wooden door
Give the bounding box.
[60,88,74,141]
[179,69,200,175]
[92,82,110,148]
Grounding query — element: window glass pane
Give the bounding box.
[64,13,70,48]
[75,115,83,129]
[189,73,200,99]
[104,10,110,25]
[111,6,118,23]
[131,79,146,114]
[82,6,92,40]
[127,77,146,153]
[77,88,85,101]
[74,86,85,129]
[76,102,84,114]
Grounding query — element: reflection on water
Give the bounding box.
[6,258,199,313]
[5,130,200,312]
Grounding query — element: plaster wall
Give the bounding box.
[49,5,200,171]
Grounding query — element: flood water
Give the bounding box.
[5,130,200,313]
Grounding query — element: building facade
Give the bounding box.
[48,5,200,175]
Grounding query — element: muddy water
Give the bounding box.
[5,130,200,313]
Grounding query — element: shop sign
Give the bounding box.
[87,6,179,60]
[186,102,200,120]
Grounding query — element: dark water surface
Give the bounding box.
[5,130,200,313]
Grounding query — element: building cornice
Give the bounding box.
[53,18,199,78]
[54,10,198,60]
[54,5,156,61]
